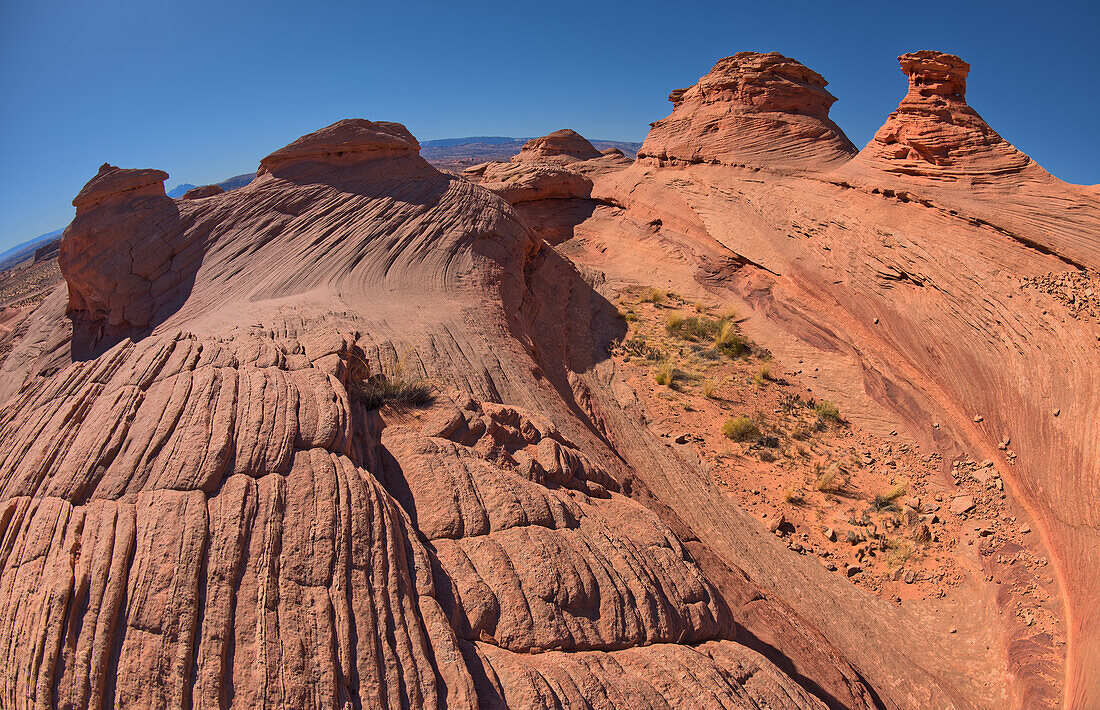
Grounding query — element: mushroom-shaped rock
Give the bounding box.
[61,164,187,331]
[513,129,603,164]
[71,163,169,210]
[259,119,421,174]
[638,51,857,171]
[848,51,1032,179]
[181,184,225,199]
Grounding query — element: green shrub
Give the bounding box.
[722,415,759,441]
[715,321,752,359]
[665,314,723,342]
[814,399,843,423]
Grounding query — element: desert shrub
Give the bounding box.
[872,482,907,512]
[642,287,665,304]
[348,352,433,410]
[694,301,708,313]
[702,378,718,399]
[620,336,664,361]
[814,462,849,493]
[814,399,843,423]
[884,539,914,567]
[714,321,752,359]
[666,314,722,342]
[760,450,778,462]
[784,487,804,504]
[780,393,806,413]
[722,415,759,441]
[655,361,677,387]
[791,424,812,441]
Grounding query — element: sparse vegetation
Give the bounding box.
[702,378,718,399]
[655,361,677,387]
[348,351,433,410]
[641,287,665,305]
[714,320,752,359]
[760,450,778,462]
[871,482,907,512]
[814,399,843,424]
[665,313,723,342]
[884,538,914,567]
[722,415,759,441]
[780,393,806,413]
[814,462,850,493]
[784,487,804,504]
[694,301,708,313]
[791,424,812,441]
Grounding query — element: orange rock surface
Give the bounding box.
[0,51,1096,710]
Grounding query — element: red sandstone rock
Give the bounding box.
[259,118,420,174]
[638,51,857,171]
[2,48,1098,710]
[181,184,225,199]
[512,128,603,163]
[850,51,1032,178]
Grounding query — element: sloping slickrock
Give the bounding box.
[638,51,857,171]
[575,50,1099,710]
[0,119,863,709]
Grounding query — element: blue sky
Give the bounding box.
[1,0,1097,251]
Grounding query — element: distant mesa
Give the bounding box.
[512,128,603,164]
[849,50,1033,179]
[638,51,857,171]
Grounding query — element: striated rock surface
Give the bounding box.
[461,161,593,204]
[2,47,1099,710]
[512,128,603,164]
[638,51,857,171]
[0,118,874,710]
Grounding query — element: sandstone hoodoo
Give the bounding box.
[638,51,857,171]
[0,49,1098,710]
[850,51,1032,179]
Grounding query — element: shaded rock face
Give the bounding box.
[638,51,857,171]
[852,51,1032,178]
[60,164,189,333]
[512,128,603,163]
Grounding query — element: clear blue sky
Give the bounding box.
[1,0,1097,251]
